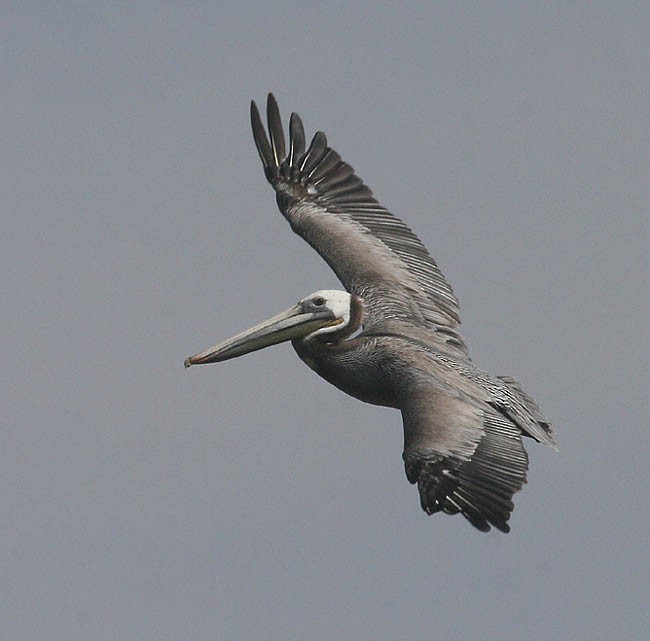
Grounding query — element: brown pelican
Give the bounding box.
[185,94,556,533]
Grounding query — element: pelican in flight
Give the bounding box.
[185,94,556,532]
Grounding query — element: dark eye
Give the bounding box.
[312,296,326,307]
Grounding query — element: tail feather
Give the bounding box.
[498,375,556,448]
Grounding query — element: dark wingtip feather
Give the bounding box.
[299,131,328,174]
[266,93,286,166]
[250,99,276,181]
[288,112,306,168]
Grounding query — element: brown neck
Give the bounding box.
[323,293,364,343]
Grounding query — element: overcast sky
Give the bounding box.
[3,3,649,640]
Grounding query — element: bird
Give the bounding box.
[185,94,556,533]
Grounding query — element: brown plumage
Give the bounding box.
[186,94,556,533]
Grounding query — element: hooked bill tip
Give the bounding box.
[184,357,193,369]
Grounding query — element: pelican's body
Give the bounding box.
[186,95,556,532]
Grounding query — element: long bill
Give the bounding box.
[184,303,336,367]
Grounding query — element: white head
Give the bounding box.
[298,290,352,339]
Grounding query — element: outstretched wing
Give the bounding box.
[401,383,529,533]
[250,93,461,332]
[387,334,538,533]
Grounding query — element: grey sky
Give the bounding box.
[3,3,649,640]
